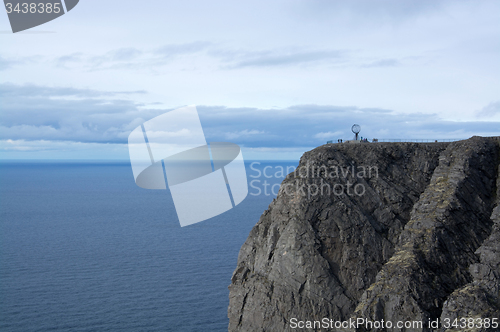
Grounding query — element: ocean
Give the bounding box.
[0,160,298,332]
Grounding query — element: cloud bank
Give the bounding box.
[1,83,498,159]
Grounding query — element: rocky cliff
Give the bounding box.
[228,136,500,332]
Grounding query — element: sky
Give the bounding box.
[0,0,499,160]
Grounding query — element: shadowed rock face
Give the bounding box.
[228,137,500,332]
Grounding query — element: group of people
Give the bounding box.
[336,138,370,143]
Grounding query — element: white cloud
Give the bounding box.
[476,101,500,118]
[52,42,212,72]
[225,130,265,140]
[0,139,128,159]
[314,131,343,139]
[361,59,400,68]
[145,129,193,138]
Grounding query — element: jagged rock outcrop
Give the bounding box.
[228,137,500,332]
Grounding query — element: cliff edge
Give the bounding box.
[228,136,500,332]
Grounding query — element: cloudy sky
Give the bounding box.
[1,0,499,159]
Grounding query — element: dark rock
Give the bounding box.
[439,162,500,332]
[228,137,500,332]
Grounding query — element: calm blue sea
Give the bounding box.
[0,160,297,332]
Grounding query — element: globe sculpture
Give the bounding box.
[351,124,361,140]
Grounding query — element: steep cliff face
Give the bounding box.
[228,137,500,332]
